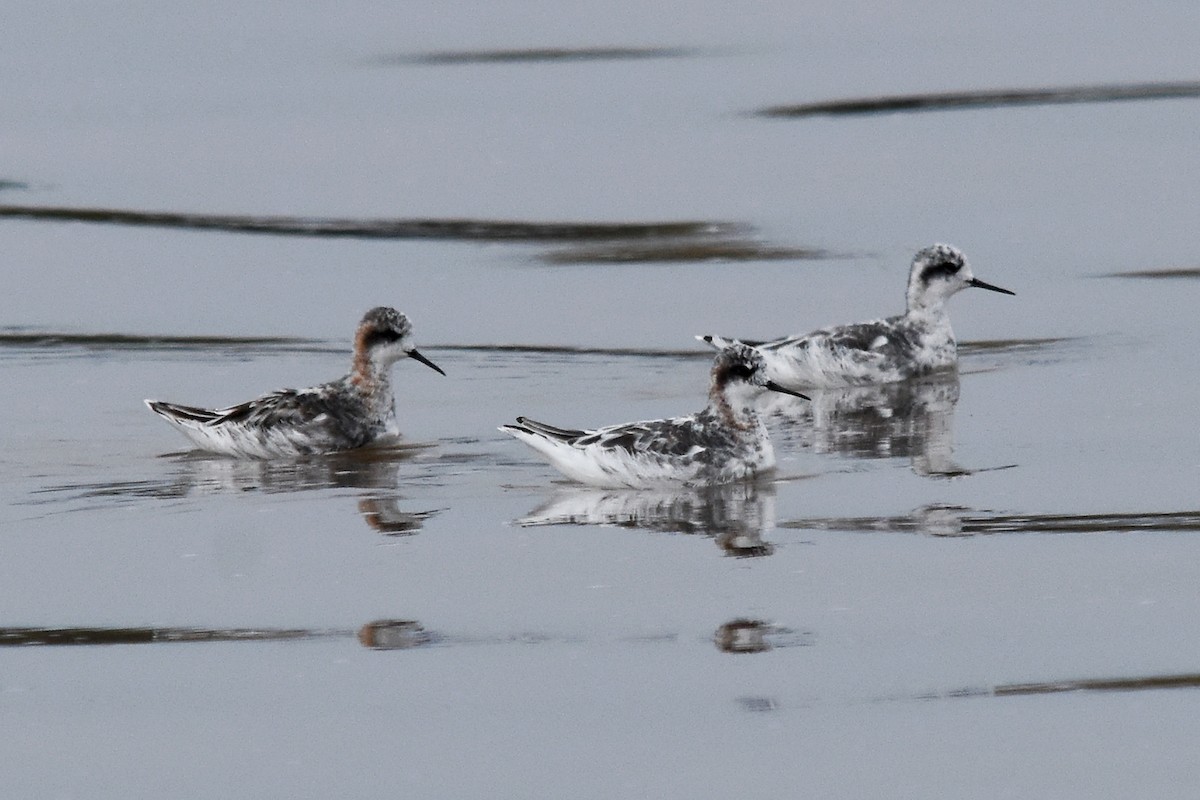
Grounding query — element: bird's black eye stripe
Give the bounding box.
[363,329,403,348]
[921,262,962,283]
[727,363,755,381]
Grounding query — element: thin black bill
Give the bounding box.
[765,381,810,401]
[968,277,1015,296]
[408,348,446,376]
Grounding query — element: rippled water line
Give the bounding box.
[781,507,1200,536]
[8,623,1194,702]
[1099,268,1200,280]
[758,80,1200,118]
[372,46,701,66]
[539,239,832,265]
[0,205,741,242]
[0,332,1074,360]
[0,619,811,653]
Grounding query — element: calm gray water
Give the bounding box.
[3,2,1199,798]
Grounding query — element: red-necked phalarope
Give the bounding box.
[499,343,808,488]
[699,244,1014,389]
[145,307,444,458]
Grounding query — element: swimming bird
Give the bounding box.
[499,343,808,488]
[145,307,444,458]
[699,244,1013,389]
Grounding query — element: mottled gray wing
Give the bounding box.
[214,388,324,426]
[764,317,915,361]
[215,385,373,445]
[578,418,707,458]
[825,320,917,358]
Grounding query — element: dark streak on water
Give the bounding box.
[540,239,832,265]
[1100,267,1200,280]
[0,332,1071,361]
[0,332,707,359]
[0,331,326,351]
[372,46,697,66]
[0,621,437,650]
[757,80,1200,118]
[10,621,1196,700]
[934,672,1200,700]
[0,625,333,646]
[991,672,1200,696]
[0,619,811,654]
[0,179,29,191]
[780,505,1200,536]
[0,204,740,243]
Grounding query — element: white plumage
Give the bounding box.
[500,343,808,488]
[145,307,444,458]
[699,244,1014,389]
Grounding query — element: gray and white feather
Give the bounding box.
[699,244,1014,389]
[499,343,808,488]
[145,307,445,458]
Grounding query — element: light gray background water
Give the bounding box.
[2,2,1199,798]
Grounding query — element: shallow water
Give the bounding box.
[3,2,1200,798]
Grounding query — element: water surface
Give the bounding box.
[2,2,1200,798]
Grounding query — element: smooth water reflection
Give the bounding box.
[5,2,1200,794]
[763,371,968,477]
[0,618,808,654]
[11,621,1195,703]
[515,481,777,557]
[31,447,441,534]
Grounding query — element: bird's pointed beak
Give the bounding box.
[968,277,1015,296]
[765,380,810,401]
[407,348,446,376]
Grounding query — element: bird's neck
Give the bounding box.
[350,355,395,411]
[906,294,950,319]
[709,386,760,432]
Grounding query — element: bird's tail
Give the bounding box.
[500,416,585,443]
[695,334,732,351]
[144,399,220,426]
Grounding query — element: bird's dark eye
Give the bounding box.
[363,328,403,349]
[727,363,755,381]
[921,262,961,282]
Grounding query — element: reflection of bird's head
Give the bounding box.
[357,619,432,650]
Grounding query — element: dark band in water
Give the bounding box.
[758,80,1200,118]
[0,204,739,242]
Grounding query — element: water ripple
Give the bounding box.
[1100,267,1200,280]
[781,505,1200,536]
[375,46,699,66]
[0,204,739,242]
[757,80,1200,118]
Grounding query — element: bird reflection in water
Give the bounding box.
[47,444,441,534]
[357,619,436,649]
[757,370,967,477]
[515,481,777,557]
[714,619,775,653]
[0,620,440,651]
[713,618,814,653]
[170,446,442,535]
